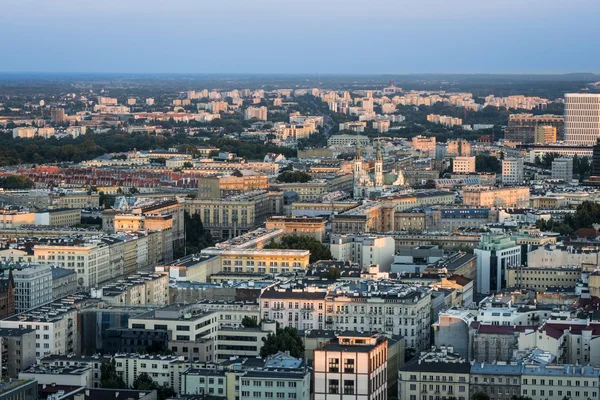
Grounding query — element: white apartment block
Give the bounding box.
[565,93,600,145]
[13,265,53,314]
[260,283,431,351]
[329,234,395,271]
[502,158,524,185]
[550,157,573,181]
[314,333,388,400]
[0,295,85,358]
[115,354,185,391]
[475,235,521,294]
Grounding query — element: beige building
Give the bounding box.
[394,211,426,232]
[453,156,476,173]
[265,216,327,242]
[534,125,557,143]
[201,247,310,274]
[198,171,269,199]
[186,190,284,240]
[447,139,471,156]
[34,209,81,226]
[331,202,382,234]
[95,272,169,305]
[507,266,581,291]
[462,186,530,207]
[243,106,267,121]
[313,333,388,400]
[411,135,436,157]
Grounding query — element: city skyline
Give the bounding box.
[1,0,599,74]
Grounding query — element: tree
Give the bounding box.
[100,360,127,389]
[264,236,332,263]
[0,176,35,190]
[242,316,258,328]
[471,393,490,400]
[182,161,193,168]
[276,171,312,183]
[260,326,305,358]
[133,372,176,400]
[174,212,214,258]
[475,154,501,173]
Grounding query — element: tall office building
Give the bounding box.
[565,93,600,145]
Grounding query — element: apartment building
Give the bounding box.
[501,158,524,185]
[0,294,88,358]
[505,113,563,143]
[186,190,284,240]
[399,347,470,400]
[265,216,327,242]
[520,363,600,400]
[506,266,581,292]
[94,272,169,305]
[327,134,370,147]
[329,234,395,270]
[244,106,268,121]
[551,157,574,181]
[411,135,436,158]
[115,353,186,391]
[314,333,388,400]
[447,139,471,157]
[565,93,600,145]
[260,288,327,331]
[470,362,522,400]
[462,186,530,207]
[13,265,53,313]
[534,125,557,143]
[197,171,269,199]
[0,328,36,378]
[201,248,311,274]
[453,156,476,173]
[34,240,111,288]
[331,202,382,234]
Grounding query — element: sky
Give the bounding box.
[1,0,599,74]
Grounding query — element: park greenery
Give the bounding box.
[174,212,214,258]
[0,175,35,189]
[260,326,305,358]
[264,236,333,263]
[276,170,312,183]
[535,201,600,235]
[475,154,502,173]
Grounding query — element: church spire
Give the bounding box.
[355,136,362,159]
[376,137,382,161]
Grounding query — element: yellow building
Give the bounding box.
[331,202,382,234]
[265,216,327,242]
[201,248,310,274]
[291,201,360,216]
[529,196,567,209]
[507,266,581,292]
[534,124,557,143]
[198,170,269,199]
[462,186,530,207]
[34,209,81,226]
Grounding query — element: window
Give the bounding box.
[344,380,355,395]
[329,379,339,394]
[329,358,339,372]
[344,359,355,373]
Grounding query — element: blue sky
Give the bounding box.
[1,0,598,74]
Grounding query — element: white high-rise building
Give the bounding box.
[565,93,600,145]
[475,234,521,294]
[501,157,524,185]
[13,265,53,313]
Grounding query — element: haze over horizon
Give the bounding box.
[1,0,599,75]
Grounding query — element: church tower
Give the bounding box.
[374,138,383,187]
[354,136,362,182]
